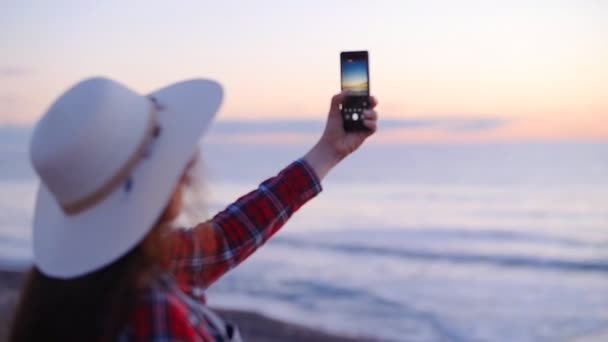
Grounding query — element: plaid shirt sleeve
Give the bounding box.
[166,158,322,294]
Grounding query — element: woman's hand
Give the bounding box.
[304,91,378,180]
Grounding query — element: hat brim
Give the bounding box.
[33,79,223,278]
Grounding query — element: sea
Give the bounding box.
[1,125,607,341]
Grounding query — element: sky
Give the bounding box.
[1,0,607,143]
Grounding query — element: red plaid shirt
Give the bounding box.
[121,159,322,341]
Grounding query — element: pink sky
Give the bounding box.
[1,1,607,143]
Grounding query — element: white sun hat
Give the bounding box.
[29,77,223,279]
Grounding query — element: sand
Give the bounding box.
[0,270,378,342]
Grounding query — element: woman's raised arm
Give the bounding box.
[166,91,378,294]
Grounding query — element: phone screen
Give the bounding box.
[341,52,369,97]
[340,51,370,132]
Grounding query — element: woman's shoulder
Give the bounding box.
[126,274,191,325]
[121,274,214,341]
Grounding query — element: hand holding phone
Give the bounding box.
[304,91,378,180]
[340,51,370,132]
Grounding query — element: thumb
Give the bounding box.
[329,90,349,115]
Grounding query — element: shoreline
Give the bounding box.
[0,270,378,342]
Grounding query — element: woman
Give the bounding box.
[9,77,378,341]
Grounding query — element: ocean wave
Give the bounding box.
[213,277,466,341]
[310,227,608,248]
[273,237,608,273]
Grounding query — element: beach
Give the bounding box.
[0,270,376,342]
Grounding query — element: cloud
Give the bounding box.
[0,66,28,78]
[209,117,508,135]
[202,116,509,145]
[210,120,324,135]
[0,116,509,147]
[0,125,32,146]
[383,117,508,132]
[0,93,21,123]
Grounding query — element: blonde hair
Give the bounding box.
[175,149,210,228]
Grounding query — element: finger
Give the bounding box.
[363,119,377,133]
[362,109,377,121]
[368,96,378,109]
[330,90,349,113]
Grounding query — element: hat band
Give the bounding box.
[61,102,159,215]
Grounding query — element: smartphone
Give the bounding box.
[340,51,370,132]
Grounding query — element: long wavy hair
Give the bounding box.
[9,154,206,342]
[9,149,207,342]
[8,219,169,342]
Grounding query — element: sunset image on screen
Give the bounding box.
[341,59,368,96]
